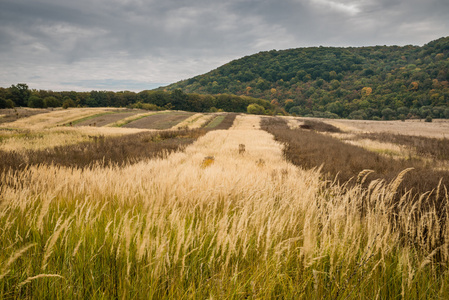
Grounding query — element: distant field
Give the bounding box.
[322,118,449,138]
[73,110,145,127]
[0,107,52,124]
[1,108,449,299]
[123,111,194,129]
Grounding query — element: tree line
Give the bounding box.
[0,85,277,114]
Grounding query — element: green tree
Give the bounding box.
[381,108,396,120]
[28,95,45,108]
[170,89,188,110]
[62,98,76,109]
[444,108,449,119]
[9,83,31,107]
[330,79,340,90]
[397,106,409,116]
[348,110,367,120]
[247,104,266,115]
[5,99,15,108]
[0,97,8,109]
[326,101,344,116]
[44,96,61,107]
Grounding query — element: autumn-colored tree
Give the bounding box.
[409,81,419,91]
[284,99,294,111]
[435,53,445,61]
[361,87,372,97]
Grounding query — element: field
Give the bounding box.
[0,108,52,125]
[1,108,449,299]
[323,118,449,138]
[122,111,195,129]
[73,110,146,127]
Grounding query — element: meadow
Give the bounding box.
[1,108,449,299]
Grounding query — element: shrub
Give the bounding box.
[44,96,61,107]
[62,99,76,109]
[28,95,45,108]
[247,103,266,115]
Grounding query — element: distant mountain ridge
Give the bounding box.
[163,37,449,119]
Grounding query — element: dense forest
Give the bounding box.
[165,37,449,120]
[0,85,276,114]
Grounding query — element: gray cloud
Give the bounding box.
[0,0,448,91]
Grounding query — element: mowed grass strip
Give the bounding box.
[204,115,225,129]
[203,113,238,130]
[106,111,166,127]
[123,111,194,129]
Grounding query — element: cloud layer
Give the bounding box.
[1,0,448,91]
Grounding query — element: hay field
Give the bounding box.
[324,118,449,138]
[1,109,449,298]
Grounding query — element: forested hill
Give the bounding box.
[164,37,449,119]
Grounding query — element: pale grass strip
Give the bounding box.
[184,114,216,129]
[171,113,214,129]
[0,125,149,152]
[17,274,64,288]
[0,243,36,280]
[58,125,148,135]
[344,139,406,158]
[229,114,260,130]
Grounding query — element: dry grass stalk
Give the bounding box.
[17,274,64,289]
[0,243,36,280]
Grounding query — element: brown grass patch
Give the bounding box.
[298,119,342,132]
[0,128,206,171]
[0,108,52,125]
[261,117,449,197]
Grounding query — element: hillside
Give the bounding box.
[164,37,449,119]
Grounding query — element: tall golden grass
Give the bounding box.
[1,114,448,298]
[0,126,147,152]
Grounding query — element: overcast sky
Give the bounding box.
[0,0,448,92]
